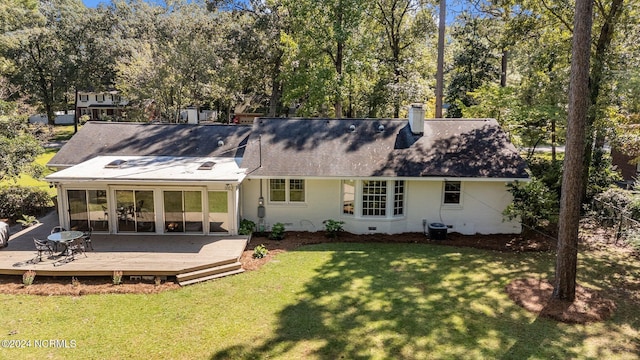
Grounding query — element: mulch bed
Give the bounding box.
[0,229,625,324]
[506,278,617,324]
[0,275,180,296]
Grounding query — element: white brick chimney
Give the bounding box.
[408,103,425,135]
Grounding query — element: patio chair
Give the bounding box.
[33,238,54,262]
[82,227,93,251]
[66,237,87,261]
[50,226,67,234]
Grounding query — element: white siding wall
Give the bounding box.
[241,179,339,232]
[77,92,129,107]
[241,178,521,235]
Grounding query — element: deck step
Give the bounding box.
[178,268,245,286]
[180,258,238,273]
[176,261,243,284]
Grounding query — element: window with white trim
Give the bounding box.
[341,180,406,218]
[269,179,305,203]
[443,181,461,204]
[79,94,89,102]
[342,180,355,215]
[362,180,387,216]
[394,181,405,215]
[96,94,105,102]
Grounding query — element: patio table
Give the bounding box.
[47,231,84,256]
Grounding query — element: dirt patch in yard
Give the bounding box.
[506,278,617,323]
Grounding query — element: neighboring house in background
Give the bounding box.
[233,113,263,125]
[46,106,528,236]
[29,111,75,125]
[76,91,129,121]
[611,147,638,188]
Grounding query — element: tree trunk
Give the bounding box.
[45,103,55,127]
[268,50,283,117]
[335,39,343,119]
[435,0,445,118]
[500,49,508,87]
[551,117,556,162]
[553,0,593,302]
[580,0,625,201]
[73,87,79,134]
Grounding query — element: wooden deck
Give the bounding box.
[0,222,249,283]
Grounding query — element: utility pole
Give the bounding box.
[435,0,446,118]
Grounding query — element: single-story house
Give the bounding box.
[46,106,529,236]
[611,147,639,188]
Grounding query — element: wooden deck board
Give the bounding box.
[0,233,248,277]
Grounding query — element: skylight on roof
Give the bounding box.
[198,161,216,170]
[104,159,127,168]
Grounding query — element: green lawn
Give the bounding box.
[1,242,638,359]
[0,148,59,197]
[0,123,74,196]
[51,125,77,142]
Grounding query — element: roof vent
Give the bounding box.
[349,124,356,132]
[104,159,127,168]
[378,124,385,132]
[198,161,216,170]
[217,140,224,147]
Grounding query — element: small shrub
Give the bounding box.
[627,197,640,221]
[269,222,286,240]
[112,270,123,285]
[503,179,558,231]
[0,186,53,221]
[323,219,345,239]
[239,219,256,235]
[154,276,162,286]
[22,270,36,286]
[526,156,562,198]
[16,214,39,228]
[252,244,268,259]
[586,153,621,203]
[71,277,80,287]
[624,228,640,252]
[592,188,635,226]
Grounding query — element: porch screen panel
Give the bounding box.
[208,191,228,233]
[87,190,108,232]
[164,191,184,232]
[134,190,155,232]
[67,190,88,230]
[115,190,135,232]
[184,191,203,233]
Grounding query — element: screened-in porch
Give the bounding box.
[46,155,246,236]
[63,187,235,235]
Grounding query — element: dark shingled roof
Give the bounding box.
[48,119,529,179]
[48,122,252,168]
[240,118,529,179]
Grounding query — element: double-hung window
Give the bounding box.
[269,179,305,203]
[443,181,462,205]
[96,94,105,102]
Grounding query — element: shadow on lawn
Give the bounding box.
[209,243,630,359]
